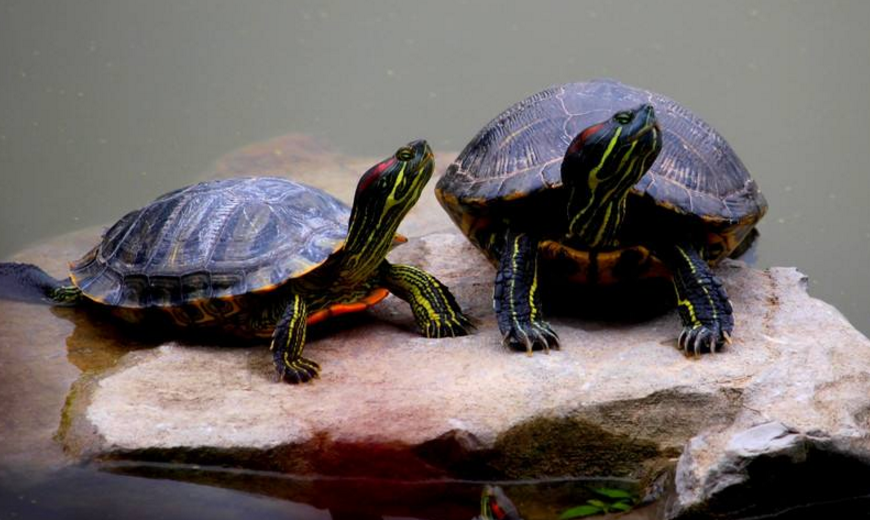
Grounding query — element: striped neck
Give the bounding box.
[566,130,649,248]
[562,105,661,249]
[339,208,406,284]
[569,196,630,249]
[338,154,430,284]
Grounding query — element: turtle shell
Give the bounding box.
[437,79,766,224]
[69,177,349,308]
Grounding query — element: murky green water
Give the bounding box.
[2,1,869,518]
[2,1,869,335]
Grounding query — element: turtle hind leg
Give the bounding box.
[663,244,734,355]
[379,261,473,338]
[270,293,320,384]
[0,262,82,305]
[493,230,559,354]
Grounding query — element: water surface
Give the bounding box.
[1,1,869,518]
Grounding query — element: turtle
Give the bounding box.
[435,79,767,355]
[473,485,524,520]
[1,139,472,383]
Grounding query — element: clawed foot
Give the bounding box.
[276,357,321,384]
[503,319,560,355]
[678,324,733,356]
[422,312,475,338]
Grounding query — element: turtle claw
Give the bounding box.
[504,327,534,356]
[277,357,321,384]
[502,319,560,354]
[677,323,731,356]
[424,312,474,339]
[541,328,560,351]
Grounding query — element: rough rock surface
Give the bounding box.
[52,228,870,517]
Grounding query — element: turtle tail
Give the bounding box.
[0,262,82,305]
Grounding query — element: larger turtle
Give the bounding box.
[2,139,471,383]
[436,79,767,355]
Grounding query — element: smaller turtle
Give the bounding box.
[437,80,767,355]
[474,485,524,520]
[1,140,472,383]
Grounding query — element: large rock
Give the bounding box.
[50,229,870,517]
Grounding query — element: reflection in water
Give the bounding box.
[2,463,870,519]
[0,467,330,520]
[0,463,655,520]
[3,463,870,519]
[50,304,276,374]
[51,306,161,373]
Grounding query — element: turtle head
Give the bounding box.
[343,140,434,272]
[350,139,434,230]
[562,104,661,248]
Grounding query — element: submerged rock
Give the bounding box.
[3,134,870,517]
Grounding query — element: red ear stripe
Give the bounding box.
[490,502,507,519]
[357,158,394,194]
[567,122,605,155]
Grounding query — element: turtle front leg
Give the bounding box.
[380,261,473,338]
[664,243,734,355]
[270,293,321,384]
[494,230,559,354]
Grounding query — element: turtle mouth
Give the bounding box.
[630,121,660,144]
[419,151,435,177]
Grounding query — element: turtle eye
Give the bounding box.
[395,147,415,161]
[614,112,633,125]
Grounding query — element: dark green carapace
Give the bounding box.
[436,79,767,355]
[2,140,471,383]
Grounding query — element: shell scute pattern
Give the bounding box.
[445,79,762,221]
[70,177,350,308]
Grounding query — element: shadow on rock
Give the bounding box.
[542,276,677,325]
